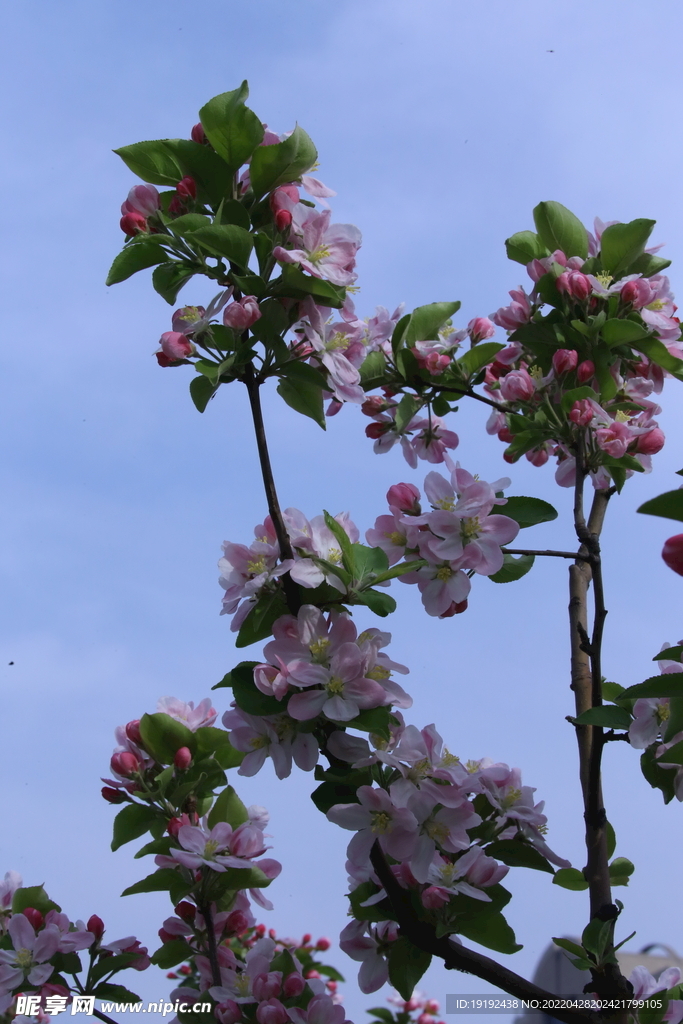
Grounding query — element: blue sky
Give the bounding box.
[2,1,683,1020]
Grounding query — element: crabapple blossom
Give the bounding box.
[157,696,217,730]
[339,920,398,994]
[273,208,361,287]
[223,296,262,330]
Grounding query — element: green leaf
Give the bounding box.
[371,559,426,585]
[12,885,60,916]
[505,230,549,265]
[271,264,346,307]
[217,198,252,230]
[89,952,140,983]
[229,660,288,716]
[456,342,504,377]
[600,219,655,278]
[151,940,192,969]
[501,496,558,529]
[230,272,267,298]
[185,224,253,270]
[250,125,318,199]
[322,511,355,568]
[236,590,290,648]
[106,241,170,285]
[656,739,683,765]
[199,83,264,173]
[195,727,244,769]
[350,543,389,581]
[208,785,250,829]
[391,313,412,353]
[628,252,672,278]
[602,318,650,346]
[277,375,325,428]
[152,262,195,304]
[166,213,212,235]
[638,490,683,523]
[603,682,626,703]
[121,868,181,897]
[533,201,588,259]
[654,645,683,663]
[560,386,600,414]
[354,588,397,616]
[404,301,461,345]
[485,839,554,874]
[92,984,141,1004]
[387,936,432,1001]
[594,347,618,402]
[489,553,535,583]
[641,746,677,803]
[631,337,683,378]
[360,351,388,388]
[367,1010,395,1024]
[114,140,183,186]
[553,937,587,958]
[190,375,219,413]
[134,837,172,860]
[553,867,589,891]
[161,139,234,207]
[344,707,396,741]
[394,394,419,434]
[457,907,522,954]
[606,820,617,859]
[574,706,633,729]
[111,803,162,852]
[620,674,683,699]
[608,857,635,886]
[139,712,196,764]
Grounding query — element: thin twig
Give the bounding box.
[503,547,592,561]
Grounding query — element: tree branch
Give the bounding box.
[198,901,222,989]
[503,548,592,562]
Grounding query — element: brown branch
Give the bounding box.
[369,843,599,1024]
[198,901,222,989]
[503,548,592,562]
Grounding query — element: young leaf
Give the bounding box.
[404,301,461,345]
[250,125,318,199]
[489,553,535,583]
[501,496,558,528]
[111,804,162,852]
[553,867,589,891]
[608,857,635,886]
[152,262,195,304]
[199,84,265,173]
[185,224,253,270]
[236,590,290,648]
[190,375,219,413]
[552,937,587,958]
[573,706,633,729]
[505,230,549,265]
[387,937,432,1001]
[106,241,169,285]
[600,219,655,278]
[637,490,683,524]
[121,868,181,897]
[533,201,588,259]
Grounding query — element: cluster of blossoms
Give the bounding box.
[368,467,519,616]
[381,990,445,1024]
[224,605,412,780]
[322,722,568,993]
[0,871,149,1019]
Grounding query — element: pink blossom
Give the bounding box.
[637,427,665,455]
[223,707,318,779]
[327,786,418,864]
[552,349,578,375]
[629,966,683,1024]
[223,296,262,330]
[425,847,506,902]
[499,368,535,402]
[289,993,347,1024]
[490,287,532,331]
[467,317,496,344]
[159,331,194,360]
[387,482,421,514]
[594,420,633,458]
[410,419,459,465]
[556,271,591,301]
[273,208,361,286]
[121,184,160,218]
[339,920,397,994]
[569,399,594,426]
[156,697,217,730]
[0,916,61,989]
[629,698,671,748]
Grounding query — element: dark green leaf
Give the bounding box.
[574,706,633,729]
[185,225,253,270]
[457,907,522,954]
[485,839,554,874]
[641,747,677,803]
[280,359,328,390]
[628,253,672,278]
[553,868,589,891]
[505,230,549,265]
[12,885,60,916]
[347,880,393,922]
[161,139,234,207]
[354,588,396,616]
[199,83,264,173]
[456,342,504,377]
[208,786,250,830]
[360,351,387,387]
[553,937,586,958]
[277,376,325,427]
[621,674,683,699]
[190,375,219,413]
[602,318,650,346]
[606,821,617,859]
[134,837,172,860]
[603,682,626,703]
[151,940,192,969]
[533,201,588,259]
[114,140,183,186]
[111,803,162,852]
[489,553,535,583]
[270,264,346,308]
[89,952,140,983]
[404,302,461,345]
[106,241,169,285]
[656,739,683,765]
[388,937,432,1001]
[139,713,196,764]
[391,313,412,353]
[91,984,141,1004]
[236,590,290,648]
[654,645,683,663]
[166,213,212,236]
[217,198,251,230]
[371,559,426,585]
[394,394,419,434]
[366,1010,394,1024]
[501,496,558,529]
[600,220,655,278]
[229,660,288,715]
[250,125,318,199]
[230,272,267,298]
[194,727,243,769]
[638,490,683,523]
[121,868,181,897]
[152,262,195,304]
[344,707,395,741]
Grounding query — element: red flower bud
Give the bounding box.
[174,901,196,922]
[174,746,192,770]
[283,973,306,999]
[636,428,665,455]
[255,924,266,936]
[305,970,321,979]
[125,720,143,746]
[497,426,514,444]
[101,786,126,804]
[662,535,683,576]
[120,211,148,236]
[110,751,140,777]
[268,928,277,939]
[386,482,421,514]
[315,937,331,951]
[361,396,387,417]
[191,123,206,145]
[176,176,197,199]
[158,928,179,944]
[225,910,249,935]
[552,348,578,376]
[178,965,192,975]
[156,352,175,367]
[576,360,595,383]
[365,422,387,440]
[302,933,312,946]
[22,908,44,931]
[167,817,183,837]
[439,599,468,618]
[87,914,105,940]
[275,209,292,232]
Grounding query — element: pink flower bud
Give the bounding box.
[421,885,449,909]
[526,447,549,467]
[418,1014,433,1024]
[326,981,337,993]
[158,928,178,944]
[223,296,262,330]
[125,720,143,746]
[621,278,654,308]
[424,1001,440,1015]
[315,937,331,951]
[467,317,496,344]
[499,368,535,402]
[283,973,305,999]
[156,352,175,368]
[256,998,288,1024]
[552,349,578,376]
[526,259,547,283]
[167,817,184,837]
[268,928,277,940]
[191,123,207,145]
[253,972,282,1002]
[386,482,421,514]
[120,211,148,236]
[110,751,140,777]
[566,272,591,301]
[301,933,312,945]
[274,209,292,232]
[176,176,197,199]
[168,195,185,217]
[556,272,569,294]
[174,746,192,770]
[637,428,665,455]
[123,184,160,217]
[174,901,196,922]
[160,332,194,361]
[305,970,321,979]
[361,395,387,417]
[101,786,126,804]
[569,399,594,426]
[663,535,683,576]
[87,914,105,940]
[22,908,44,930]
[216,1001,243,1024]
[576,360,595,383]
[365,421,388,440]
[224,910,249,936]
